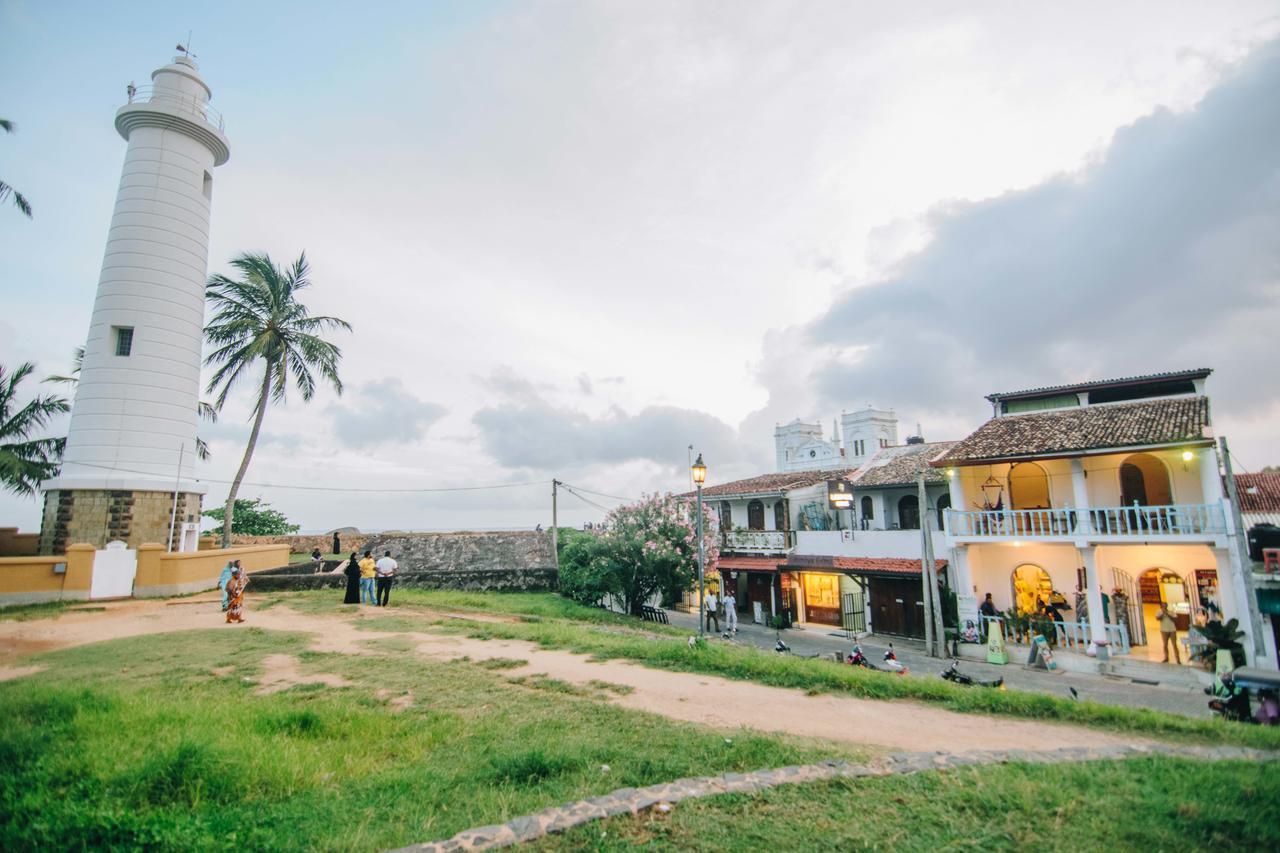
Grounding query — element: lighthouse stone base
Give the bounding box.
[39,489,203,554]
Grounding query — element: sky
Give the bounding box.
[2,1,1279,532]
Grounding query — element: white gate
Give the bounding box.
[90,541,137,599]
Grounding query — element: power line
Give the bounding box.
[56,460,549,494]
[559,484,614,513]
[558,482,637,502]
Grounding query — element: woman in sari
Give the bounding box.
[341,551,361,604]
[225,565,249,624]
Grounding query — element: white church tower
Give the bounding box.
[40,52,230,553]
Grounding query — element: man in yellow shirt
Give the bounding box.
[358,551,377,605]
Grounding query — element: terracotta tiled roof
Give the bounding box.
[933,397,1212,466]
[831,556,947,577]
[1237,472,1280,514]
[985,369,1211,402]
[693,468,856,498]
[851,442,957,488]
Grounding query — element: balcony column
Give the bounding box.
[1198,446,1224,504]
[1069,459,1092,537]
[947,470,964,535]
[1079,546,1109,657]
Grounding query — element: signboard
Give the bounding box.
[827,480,854,510]
[986,621,1008,665]
[1028,634,1058,671]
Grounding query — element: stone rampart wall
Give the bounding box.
[248,568,558,594]
[362,531,554,572]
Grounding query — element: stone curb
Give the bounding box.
[388,744,1279,852]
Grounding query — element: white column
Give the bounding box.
[1080,546,1109,654]
[1198,446,1224,504]
[1070,458,1092,536]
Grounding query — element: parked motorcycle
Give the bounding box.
[940,659,1004,689]
[846,643,873,668]
[1207,667,1280,725]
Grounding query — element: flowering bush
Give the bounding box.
[558,493,719,616]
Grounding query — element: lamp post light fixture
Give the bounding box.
[692,453,707,636]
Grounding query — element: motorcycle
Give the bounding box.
[1207,667,1280,725]
[941,659,1004,689]
[774,634,791,654]
[846,643,873,668]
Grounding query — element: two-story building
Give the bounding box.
[934,369,1275,668]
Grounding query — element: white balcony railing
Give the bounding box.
[982,615,1132,655]
[947,503,1225,540]
[721,529,793,553]
[126,85,225,131]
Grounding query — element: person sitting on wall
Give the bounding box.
[311,547,324,573]
[978,593,998,639]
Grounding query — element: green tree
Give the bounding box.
[1,119,32,218]
[0,362,68,496]
[558,494,719,616]
[204,252,351,547]
[202,497,300,536]
[45,345,218,460]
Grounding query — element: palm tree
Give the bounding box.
[46,346,217,460]
[0,362,68,496]
[1,119,33,218]
[204,252,350,546]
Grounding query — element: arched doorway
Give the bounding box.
[897,495,920,530]
[747,500,765,531]
[936,494,951,531]
[774,500,788,531]
[1138,568,1190,662]
[1120,453,1173,506]
[1009,462,1051,509]
[1011,564,1052,615]
[860,496,874,527]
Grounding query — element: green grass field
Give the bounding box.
[0,623,855,851]
[267,589,1280,751]
[540,757,1280,851]
[4,589,1278,850]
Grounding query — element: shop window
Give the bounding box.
[1011,564,1052,615]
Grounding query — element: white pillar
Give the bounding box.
[1069,458,1092,536]
[1198,446,1224,504]
[1080,546,1109,653]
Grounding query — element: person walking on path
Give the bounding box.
[723,589,738,633]
[1156,603,1181,664]
[375,551,398,607]
[704,590,720,633]
[225,566,249,624]
[217,560,234,612]
[341,552,361,605]
[358,551,377,605]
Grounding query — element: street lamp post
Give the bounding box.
[692,453,707,636]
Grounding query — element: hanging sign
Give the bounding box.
[827,480,854,510]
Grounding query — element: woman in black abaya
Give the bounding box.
[342,552,361,604]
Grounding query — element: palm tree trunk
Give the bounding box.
[221,364,273,548]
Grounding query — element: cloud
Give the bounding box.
[326,379,447,448]
[793,40,1280,422]
[473,397,745,471]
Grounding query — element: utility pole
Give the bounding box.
[551,479,560,572]
[917,469,935,657]
[1219,438,1265,661]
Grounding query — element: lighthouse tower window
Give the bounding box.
[113,326,134,357]
[202,170,213,200]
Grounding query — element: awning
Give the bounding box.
[831,557,947,578]
[717,556,784,573]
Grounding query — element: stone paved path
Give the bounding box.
[390,743,1279,852]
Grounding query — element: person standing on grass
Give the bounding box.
[358,551,377,605]
[341,552,361,605]
[723,588,738,633]
[375,550,398,607]
[225,566,249,623]
[1156,602,1181,664]
[217,560,234,612]
[704,589,719,633]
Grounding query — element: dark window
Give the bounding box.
[774,500,788,531]
[936,494,951,530]
[720,501,732,530]
[113,326,134,356]
[897,495,920,530]
[747,500,765,531]
[860,495,873,520]
[202,170,213,199]
[1088,379,1195,405]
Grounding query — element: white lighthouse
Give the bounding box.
[40,52,230,553]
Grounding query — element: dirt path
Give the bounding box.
[0,597,1150,753]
